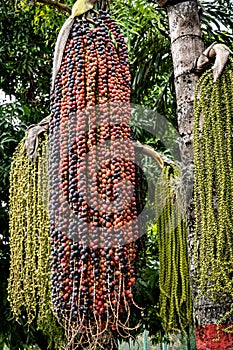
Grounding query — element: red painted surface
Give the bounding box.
[195,324,233,350]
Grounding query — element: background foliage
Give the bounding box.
[0,0,233,348]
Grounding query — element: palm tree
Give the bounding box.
[153,0,233,348]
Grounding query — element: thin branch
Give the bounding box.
[133,141,176,169]
[33,0,71,14]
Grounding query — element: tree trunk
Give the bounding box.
[153,0,233,348]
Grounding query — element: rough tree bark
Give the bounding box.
[153,1,233,349]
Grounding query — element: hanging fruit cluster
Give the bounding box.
[49,7,143,348]
[193,57,233,327]
[8,133,65,348]
[155,164,193,333]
